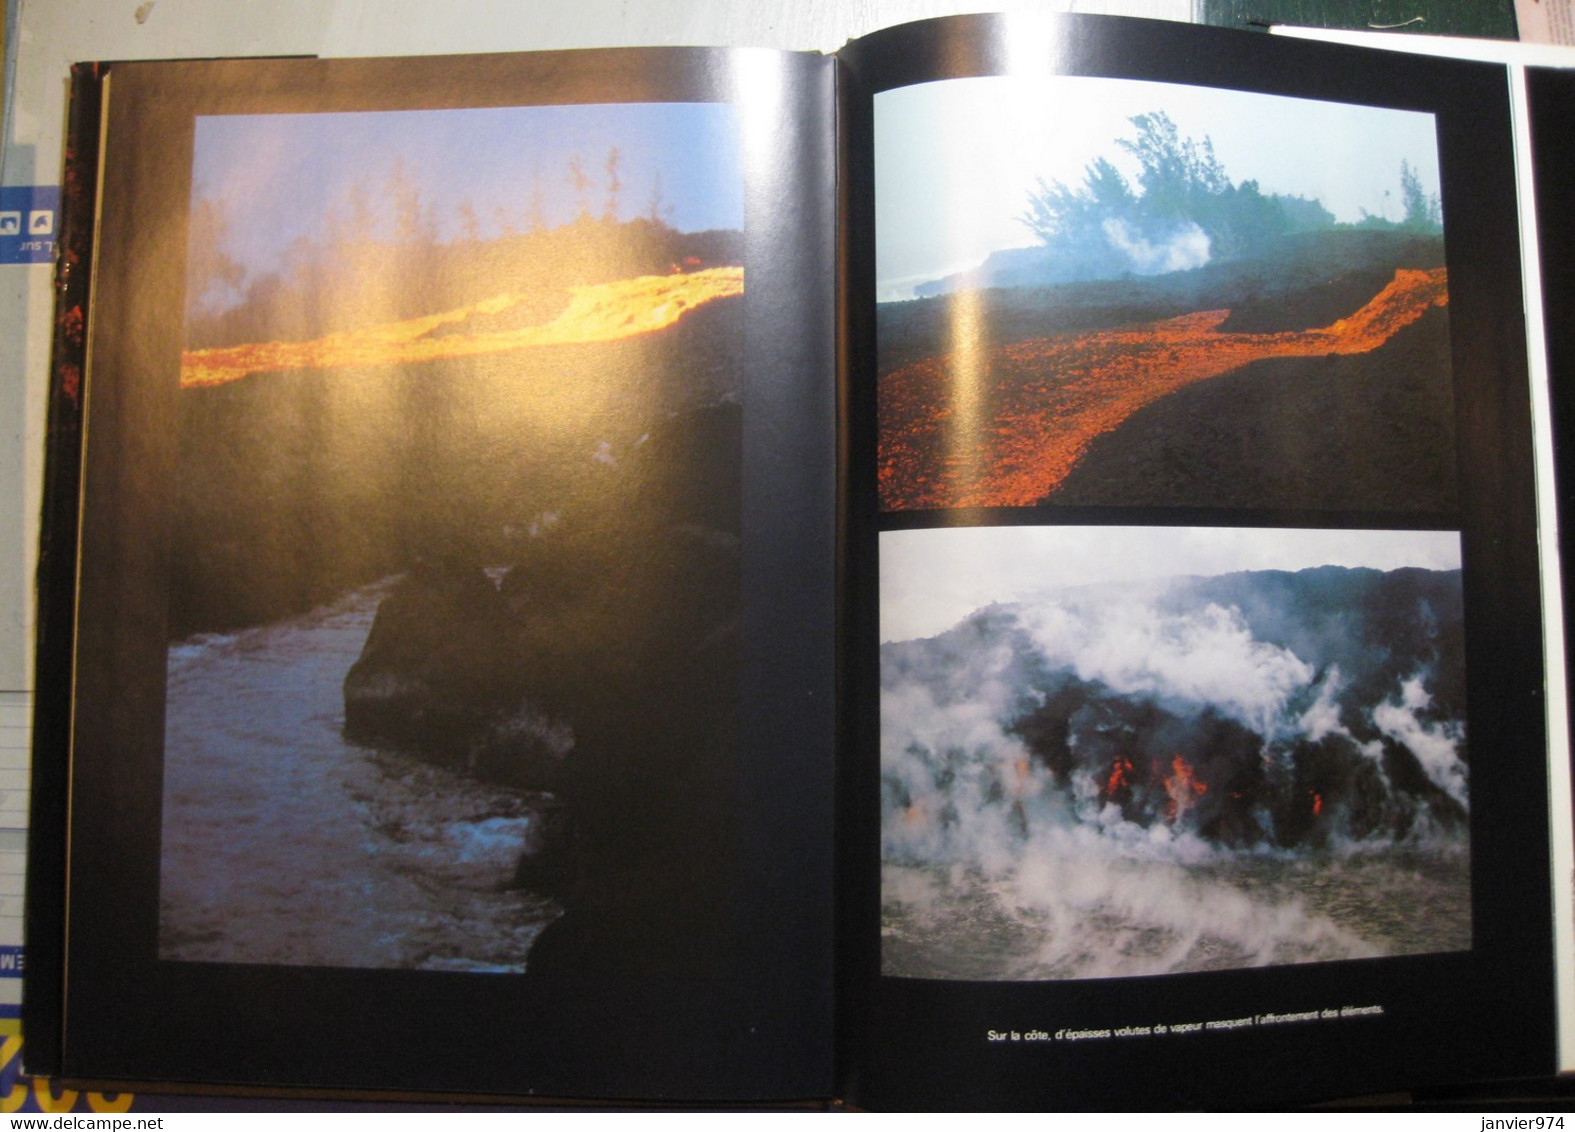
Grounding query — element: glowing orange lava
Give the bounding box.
[878,267,1448,510]
[180,266,744,389]
[1163,755,1207,823]
[1106,756,1135,798]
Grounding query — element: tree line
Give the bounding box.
[1020,111,1442,278]
[183,150,725,350]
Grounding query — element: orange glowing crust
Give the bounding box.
[878,267,1449,510]
[1162,754,1207,824]
[1105,756,1135,798]
[179,266,745,389]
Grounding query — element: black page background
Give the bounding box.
[53,48,837,1100]
[837,15,1554,1109]
[1529,66,1575,861]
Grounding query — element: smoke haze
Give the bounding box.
[880,560,1471,980]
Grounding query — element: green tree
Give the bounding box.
[603,147,622,222]
[1020,110,1330,273]
[1116,111,1229,220]
[185,195,246,318]
[1021,156,1135,246]
[1399,159,1442,231]
[386,158,434,243]
[567,154,591,220]
[457,199,481,243]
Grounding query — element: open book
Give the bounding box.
[24,12,1568,1109]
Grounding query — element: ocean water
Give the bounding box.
[159,579,560,971]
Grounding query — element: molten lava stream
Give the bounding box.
[180,266,744,389]
[878,267,1448,510]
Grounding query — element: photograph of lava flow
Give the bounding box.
[879,525,1469,980]
[159,101,746,977]
[875,76,1453,513]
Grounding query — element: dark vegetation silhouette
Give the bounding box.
[1019,111,1441,279]
[185,148,739,349]
[1020,110,1336,275]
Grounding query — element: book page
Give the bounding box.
[838,12,1556,1109]
[37,45,837,1099]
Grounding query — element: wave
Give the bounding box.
[160,577,559,971]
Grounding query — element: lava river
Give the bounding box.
[180,265,744,389]
[878,267,1448,510]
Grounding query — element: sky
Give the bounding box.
[191,101,744,288]
[875,75,1442,298]
[879,525,1462,642]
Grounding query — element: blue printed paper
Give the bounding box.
[0,187,60,264]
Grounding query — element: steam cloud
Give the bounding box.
[1100,218,1212,275]
[883,566,1467,867]
[880,565,1470,978]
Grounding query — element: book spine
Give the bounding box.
[23,60,107,1078]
